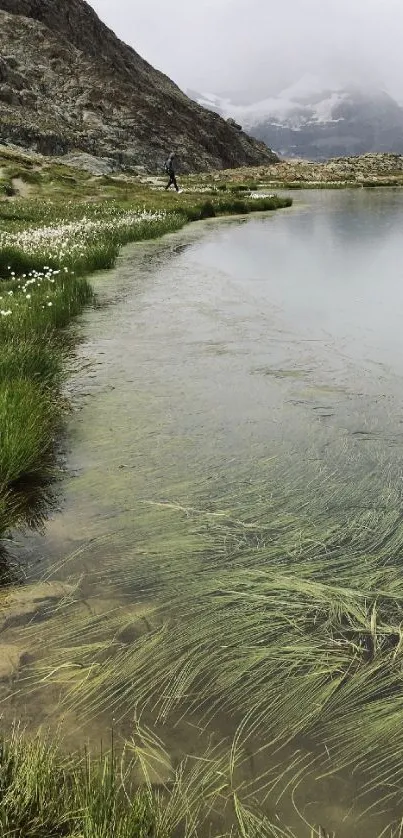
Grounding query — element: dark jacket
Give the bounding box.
[165,153,176,174]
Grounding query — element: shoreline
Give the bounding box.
[0,188,292,557]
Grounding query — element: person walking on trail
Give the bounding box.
[164,151,179,192]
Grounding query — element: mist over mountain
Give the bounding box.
[191,75,403,160]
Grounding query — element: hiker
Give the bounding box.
[164,152,179,192]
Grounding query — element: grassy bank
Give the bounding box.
[0,194,290,280]
[0,266,94,540]
[0,167,291,545]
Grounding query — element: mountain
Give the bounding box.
[0,0,278,172]
[192,75,403,160]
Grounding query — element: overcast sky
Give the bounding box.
[89,0,403,103]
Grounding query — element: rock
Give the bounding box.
[227,117,243,131]
[236,153,403,186]
[0,644,32,681]
[56,151,116,175]
[3,54,18,69]
[0,581,75,630]
[0,0,278,172]
[19,88,37,108]
[0,57,27,89]
[0,57,8,81]
[0,84,19,105]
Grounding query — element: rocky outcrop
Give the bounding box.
[256,153,403,184]
[0,0,278,172]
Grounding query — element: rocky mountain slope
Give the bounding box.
[0,0,278,172]
[194,75,403,160]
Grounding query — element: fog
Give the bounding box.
[89,0,403,102]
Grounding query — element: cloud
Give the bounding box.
[89,0,403,102]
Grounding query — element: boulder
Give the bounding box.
[0,581,75,630]
[56,151,116,175]
[227,117,243,131]
[0,644,33,681]
[0,83,19,105]
[19,88,37,108]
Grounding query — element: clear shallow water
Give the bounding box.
[6,190,403,836]
[15,189,403,565]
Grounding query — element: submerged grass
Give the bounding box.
[25,447,403,833]
[0,154,300,834]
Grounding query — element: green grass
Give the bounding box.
[181,195,291,222]
[0,210,187,279]
[0,197,290,280]
[0,340,62,387]
[0,183,16,198]
[0,728,160,838]
[0,380,58,486]
[0,270,94,537]
[0,725,289,838]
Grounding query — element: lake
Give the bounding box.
[5,189,403,837]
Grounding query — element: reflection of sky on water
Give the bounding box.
[188,191,403,375]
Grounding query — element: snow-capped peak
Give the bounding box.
[194,79,352,131]
[191,76,403,161]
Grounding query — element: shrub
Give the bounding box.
[229,183,249,193]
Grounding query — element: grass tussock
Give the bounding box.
[0,727,159,838]
[0,380,57,485]
[0,340,62,387]
[0,724,287,838]
[0,267,94,539]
